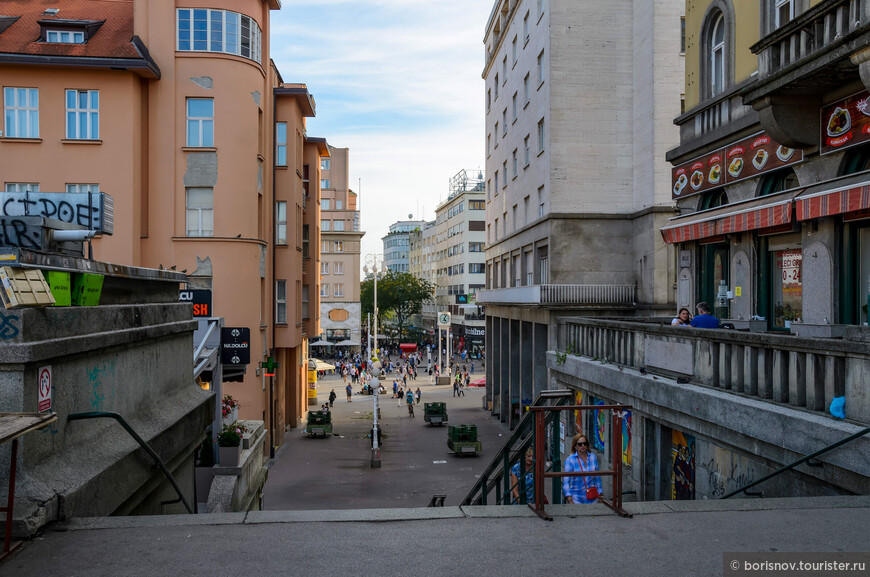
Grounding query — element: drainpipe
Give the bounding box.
[269,88,277,459]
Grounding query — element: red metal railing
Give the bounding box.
[530,404,632,520]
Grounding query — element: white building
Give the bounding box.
[382,220,426,273]
[479,0,684,427]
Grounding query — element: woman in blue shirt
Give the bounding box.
[510,449,536,504]
[563,434,603,504]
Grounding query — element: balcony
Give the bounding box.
[477,284,636,307]
[744,0,870,147]
[555,317,870,423]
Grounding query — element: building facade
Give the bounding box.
[479,0,684,426]
[319,145,364,353]
[382,219,426,272]
[0,0,325,447]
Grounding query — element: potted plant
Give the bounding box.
[222,394,240,426]
[217,424,242,467]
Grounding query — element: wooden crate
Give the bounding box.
[0,267,56,309]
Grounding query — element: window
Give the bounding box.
[469,200,485,210]
[321,219,330,231]
[524,135,530,165]
[775,0,794,28]
[537,50,545,85]
[494,122,499,145]
[321,179,330,189]
[177,9,262,64]
[66,183,99,193]
[494,74,499,97]
[186,98,213,147]
[333,220,345,232]
[334,284,344,297]
[336,199,343,210]
[487,88,491,112]
[321,240,330,253]
[524,195,530,224]
[711,13,725,96]
[321,262,329,275]
[502,161,508,186]
[46,30,85,44]
[512,36,517,65]
[334,262,344,274]
[321,283,329,297]
[276,122,287,166]
[5,183,39,193]
[276,201,287,244]
[186,187,213,237]
[322,199,331,210]
[537,118,545,153]
[538,0,545,19]
[523,12,530,42]
[680,17,686,54]
[487,134,491,155]
[65,90,99,140]
[276,280,287,324]
[512,93,517,122]
[538,185,545,218]
[512,149,518,178]
[494,171,499,194]
[469,242,484,252]
[302,284,309,320]
[334,241,344,252]
[303,223,309,256]
[3,87,39,138]
[502,109,507,135]
[321,158,330,170]
[523,74,530,105]
[502,56,507,82]
[758,168,799,196]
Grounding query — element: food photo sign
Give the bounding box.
[672,131,803,199]
[820,90,870,155]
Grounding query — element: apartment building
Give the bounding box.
[382,219,426,273]
[479,0,684,425]
[319,146,364,353]
[0,0,325,446]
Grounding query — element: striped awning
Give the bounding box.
[795,179,870,221]
[661,189,800,244]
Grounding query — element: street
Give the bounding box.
[263,370,504,510]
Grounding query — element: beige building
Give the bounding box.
[478,0,684,426]
[318,145,364,354]
[0,0,326,448]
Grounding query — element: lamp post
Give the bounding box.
[363,254,384,468]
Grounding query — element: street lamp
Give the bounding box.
[363,253,384,469]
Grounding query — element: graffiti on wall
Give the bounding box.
[0,311,20,339]
[88,359,116,411]
[1,192,109,233]
[671,430,696,500]
[0,218,45,249]
[574,390,583,433]
[700,447,760,498]
[622,410,632,467]
[592,398,606,453]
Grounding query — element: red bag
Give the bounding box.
[585,486,599,501]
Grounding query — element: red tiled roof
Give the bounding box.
[0,0,137,59]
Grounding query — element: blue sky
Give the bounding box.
[270,0,492,259]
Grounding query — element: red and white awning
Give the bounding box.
[661,190,799,244]
[795,179,870,221]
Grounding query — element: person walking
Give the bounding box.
[415,387,422,405]
[563,434,603,504]
[453,378,459,397]
[328,389,336,407]
[397,387,404,407]
[345,383,352,403]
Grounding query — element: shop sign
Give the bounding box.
[220,327,250,365]
[820,90,870,155]
[672,131,803,199]
[777,248,802,287]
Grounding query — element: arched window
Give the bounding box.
[839,144,870,175]
[699,188,728,210]
[711,14,725,96]
[757,168,798,196]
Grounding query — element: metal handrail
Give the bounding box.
[68,411,193,514]
[461,390,572,506]
[720,424,870,499]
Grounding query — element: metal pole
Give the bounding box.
[438,327,442,376]
[371,374,381,468]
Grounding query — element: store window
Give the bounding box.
[759,233,802,330]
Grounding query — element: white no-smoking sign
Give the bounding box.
[38,366,52,413]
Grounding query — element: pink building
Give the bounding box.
[0,0,324,447]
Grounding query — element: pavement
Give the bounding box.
[264,370,500,510]
[4,369,870,576]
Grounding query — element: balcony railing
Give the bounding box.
[752,0,867,77]
[477,284,636,306]
[555,317,869,423]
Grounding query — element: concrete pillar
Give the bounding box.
[500,316,510,423]
[718,342,731,389]
[485,315,494,409]
[744,346,758,396]
[521,321,533,409]
[772,349,789,403]
[509,319,521,429]
[788,351,807,408]
[806,353,825,412]
[730,344,744,392]
[534,322,547,397]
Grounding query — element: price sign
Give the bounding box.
[778,249,802,286]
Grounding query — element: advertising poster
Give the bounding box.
[820,90,870,155]
[671,430,696,500]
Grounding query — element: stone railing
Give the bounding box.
[556,317,870,423]
[752,0,867,76]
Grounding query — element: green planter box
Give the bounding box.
[45,271,71,306]
[71,273,104,306]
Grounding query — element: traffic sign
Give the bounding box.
[38,365,52,413]
[220,327,251,365]
[437,312,451,328]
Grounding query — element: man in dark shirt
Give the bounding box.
[690,302,720,328]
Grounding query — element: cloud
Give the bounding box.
[271,1,491,260]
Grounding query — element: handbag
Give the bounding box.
[577,456,599,501]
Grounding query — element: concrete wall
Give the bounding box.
[0,302,213,537]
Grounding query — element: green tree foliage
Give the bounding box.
[361,271,435,341]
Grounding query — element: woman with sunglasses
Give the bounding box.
[563,434,603,504]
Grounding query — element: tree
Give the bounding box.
[361,271,435,341]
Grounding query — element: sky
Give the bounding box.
[270,0,492,261]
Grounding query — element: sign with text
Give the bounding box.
[220,327,250,365]
[820,90,870,155]
[38,365,52,413]
[672,131,803,199]
[179,289,212,317]
[0,191,114,234]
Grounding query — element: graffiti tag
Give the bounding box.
[0,311,20,339]
[1,192,109,233]
[0,218,43,249]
